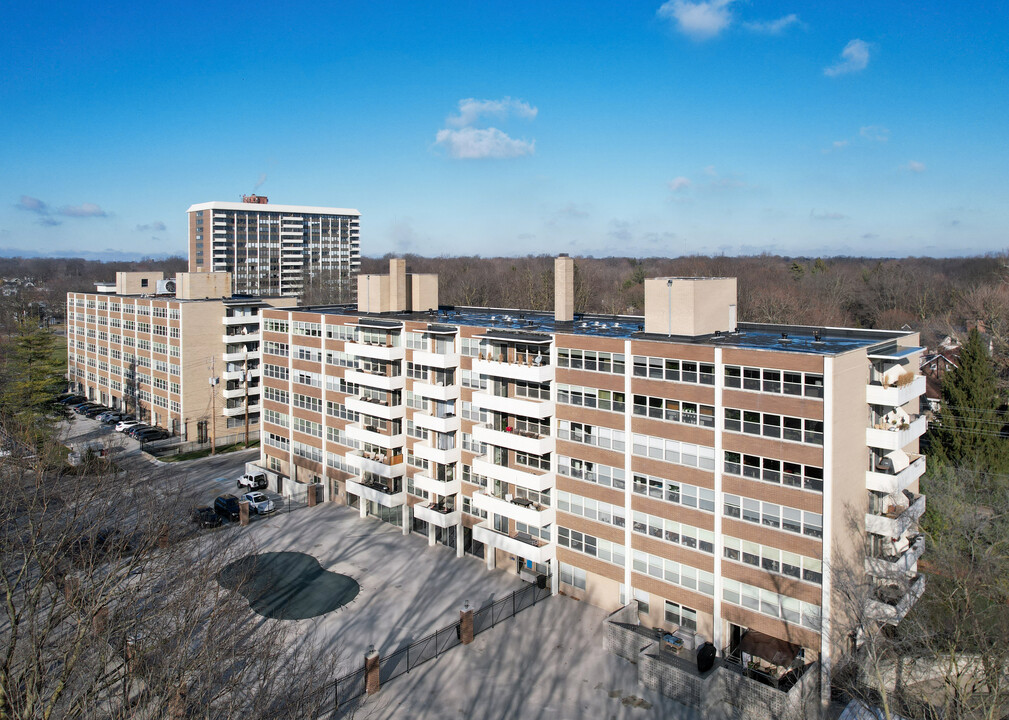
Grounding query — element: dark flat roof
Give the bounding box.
[285,304,912,356]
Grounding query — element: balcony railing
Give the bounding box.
[865,535,925,577]
[866,574,926,624]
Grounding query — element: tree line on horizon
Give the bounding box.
[360,252,1009,364]
[4,251,1009,368]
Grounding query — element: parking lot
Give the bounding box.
[57,413,693,719]
[58,414,280,520]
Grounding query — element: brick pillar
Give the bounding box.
[168,682,188,719]
[459,602,474,644]
[93,606,109,635]
[365,646,381,695]
[307,484,317,507]
[239,501,250,526]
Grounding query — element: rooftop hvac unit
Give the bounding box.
[156,279,176,295]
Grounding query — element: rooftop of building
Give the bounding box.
[187,201,360,216]
[71,289,287,304]
[286,304,913,356]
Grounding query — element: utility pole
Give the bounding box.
[209,356,219,455]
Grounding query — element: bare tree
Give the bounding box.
[0,425,341,720]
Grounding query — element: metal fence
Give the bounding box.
[144,431,260,458]
[329,576,551,710]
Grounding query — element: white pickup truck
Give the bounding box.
[237,472,268,490]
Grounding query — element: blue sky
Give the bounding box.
[1,1,1007,259]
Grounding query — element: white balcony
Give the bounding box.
[346,424,404,450]
[345,396,405,421]
[866,375,927,408]
[865,535,925,578]
[223,315,260,327]
[344,369,405,392]
[412,412,461,434]
[223,350,261,363]
[410,350,460,368]
[346,478,406,508]
[865,494,926,538]
[471,358,554,383]
[411,472,461,497]
[866,455,926,495]
[412,441,461,466]
[222,385,261,400]
[472,522,555,564]
[472,457,554,493]
[413,502,461,528]
[223,402,260,417]
[472,491,556,527]
[866,415,927,451]
[411,381,460,401]
[222,369,246,382]
[471,391,554,420]
[345,342,406,362]
[346,451,406,478]
[866,574,926,625]
[223,332,261,344]
[473,424,555,456]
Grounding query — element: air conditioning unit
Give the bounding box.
[156,279,176,295]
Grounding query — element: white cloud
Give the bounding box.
[657,0,735,40]
[668,177,692,192]
[859,125,890,142]
[435,127,535,160]
[743,14,801,34]
[436,96,538,160]
[824,39,871,77]
[906,160,926,173]
[446,97,538,128]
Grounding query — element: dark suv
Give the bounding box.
[214,495,241,522]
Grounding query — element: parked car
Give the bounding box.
[126,425,151,438]
[83,405,109,418]
[136,428,169,442]
[115,420,142,433]
[73,403,101,415]
[237,472,268,490]
[242,491,275,515]
[99,413,125,424]
[214,495,241,522]
[192,506,223,528]
[59,394,87,405]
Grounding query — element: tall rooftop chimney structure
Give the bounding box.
[555,254,574,323]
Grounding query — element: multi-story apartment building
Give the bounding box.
[251,257,926,698]
[67,271,296,442]
[187,195,361,298]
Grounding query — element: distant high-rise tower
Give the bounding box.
[187,196,361,298]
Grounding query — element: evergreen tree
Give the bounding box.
[928,328,1009,483]
[0,320,67,441]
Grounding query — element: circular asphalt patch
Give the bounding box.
[218,551,360,620]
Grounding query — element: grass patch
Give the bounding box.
[160,441,259,463]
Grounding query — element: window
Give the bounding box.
[559,563,587,590]
[632,355,714,385]
[665,601,698,631]
[724,408,823,446]
[724,494,822,538]
[632,394,715,428]
[557,456,625,490]
[557,349,625,375]
[631,472,715,512]
[630,434,715,471]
